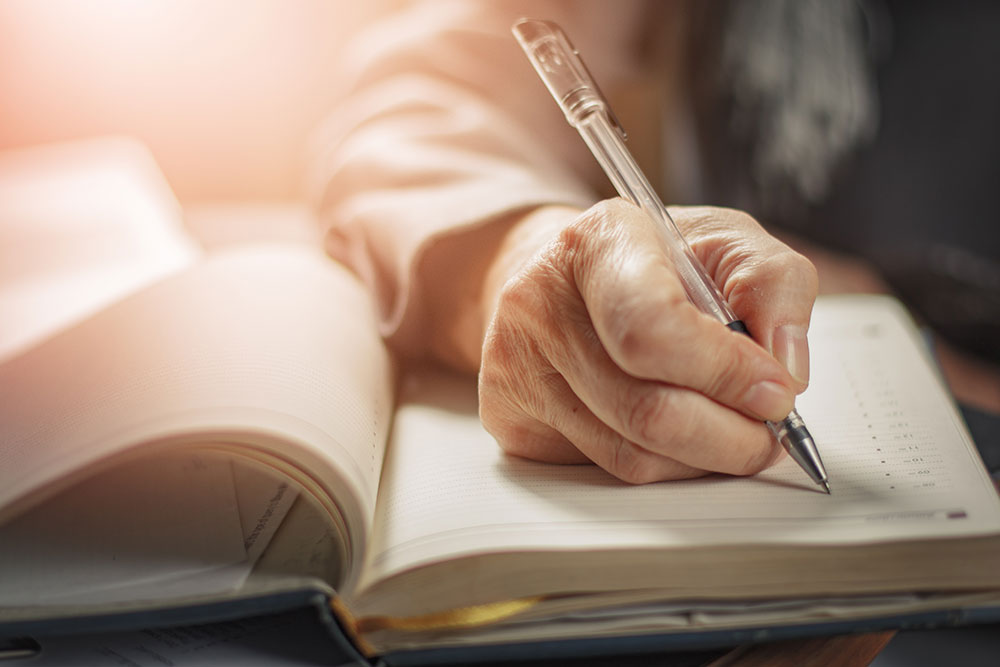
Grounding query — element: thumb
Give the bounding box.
[670,206,819,390]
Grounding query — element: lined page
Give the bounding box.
[364,295,1000,585]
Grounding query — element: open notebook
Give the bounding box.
[2,138,999,664]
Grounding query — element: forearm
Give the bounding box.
[310,1,640,365]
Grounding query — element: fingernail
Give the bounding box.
[773,325,810,385]
[741,381,794,421]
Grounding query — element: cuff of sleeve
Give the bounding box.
[326,177,593,362]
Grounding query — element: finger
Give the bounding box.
[481,367,707,484]
[671,206,819,389]
[479,238,708,483]
[481,404,589,464]
[479,299,701,478]
[531,303,785,476]
[478,293,590,465]
[564,199,797,422]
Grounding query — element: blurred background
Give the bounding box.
[0,0,375,202]
[0,0,389,361]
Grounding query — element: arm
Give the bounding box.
[312,0,818,482]
[311,0,643,364]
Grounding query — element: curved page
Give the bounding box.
[0,247,394,592]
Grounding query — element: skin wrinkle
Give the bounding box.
[563,206,612,294]
[609,439,658,485]
[671,206,817,369]
[599,241,692,373]
[623,383,685,452]
[572,307,776,473]
[584,205,791,407]
[522,271,582,378]
[538,375,592,444]
[691,234,769,302]
[567,319,700,467]
[673,208,777,290]
[474,200,813,483]
[483,256,577,439]
[483,208,700,480]
[611,299,692,380]
[494,414,582,464]
[488,358,587,466]
[573,203,692,380]
[698,335,761,402]
[728,252,818,365]
[487,330,541,415]
[554,376,708,483]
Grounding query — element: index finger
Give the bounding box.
[672,206,819,389]
[566,199,799,423]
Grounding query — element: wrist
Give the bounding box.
[480,205,584,339]
[420,204,583,373]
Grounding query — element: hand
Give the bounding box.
[477,199,818,483]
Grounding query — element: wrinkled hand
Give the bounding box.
[478,199,818,483]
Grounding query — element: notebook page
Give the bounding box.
[0,247,394,586]
[364,295,1000,584]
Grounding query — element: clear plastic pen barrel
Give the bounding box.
[574,112,736,323]
[513,18,830,492]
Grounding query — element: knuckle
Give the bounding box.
[727,248,819,322]
[730,434,776,476]
[478,398,520,453]
[606,292,691,376]
[619,385,696,450]
[558,206,605,255]
[554,222,588,261]
[679,206,761,239]
[621,386,667,444]
[480,330,542,413]
[607,437,656,484]
[480,323,524,385]
[701,340,758,400]
[587,197,633,227]
[493,424,535,457]
[721,208,761,232]
[479,386,549,459]
[791,253,820,297]
[557,198,632,271]
[771,248,818,283]
[747,247,818,292]
[607,307,657,371]
[491,277,581,381]
[494,271,548,323]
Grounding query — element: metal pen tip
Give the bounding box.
[821,481,831,495]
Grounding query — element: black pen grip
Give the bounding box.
[726,320,750,336]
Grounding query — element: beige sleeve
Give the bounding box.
[310,0,645,359]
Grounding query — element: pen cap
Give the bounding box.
[512,19,623,135]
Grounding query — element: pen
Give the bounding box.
[513,18,831,494]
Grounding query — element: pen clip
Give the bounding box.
[513,18,627,141]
